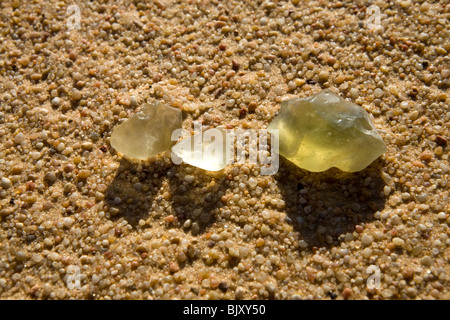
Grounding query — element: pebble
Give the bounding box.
[56,143,65,152]
[318,70,329,83]
[429,289,440,299]
[228,247,240,258]
[238,199,247,208]
[436,212,446,220]
[129,96,138,107]
[63,164,75,173]
[342,288,352,299]
[14,133,26,144]
[81,142,94,150]
[51,97,61,107]
[31,151,41,160]
[43,238,54,247]
[381,289,394,299]
[247,178,257,188]
[256,238,265,247]
[255,254,265,264]
[362,248,372,259]
[392,237,405,247]
[0,0,447,302]
[420,256,433,267]
[435,135,447,147]
[231,59,240,71]
[416,193,428,203]
[219,281,228,292]
[77,170,91,179]
[312,254,324,264]
[31,254,43,264]
[374,88,384,98]
[402,268,414,281]
[15,251,27,262]
[419,151,433,161]
[70,89,82,101]
[235,287,246,299]
[409,110,419,121]
[361,235,373,247]
[44,172,57,184]
[169,262,180,273]
[1,177,12,189]
[63,217,74,228]
[406,287,417,298]
[349,88,359,99]
[133,183,143,191]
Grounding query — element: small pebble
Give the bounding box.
[435,136,447,147]
[318,70,329,83]
[420,256,433,267]
[374,88,384,98]
[51,97,61,107]
[437,212,446,220]
[0,0,447,302]
[77,170,91,179]
[14,133,26,144]
[342,288,352,299]
[238,199,247,208]
[63,164,75,173]
[219,281,228,292]
[392,237,405,247]
[169,262,180,273]
[419,150,433,161]
[361,235,373,247]
[1,177,12,189]
[44,172,57,184]
[247,178,257,188]
[81,142,94,150]
[63,217,74,228]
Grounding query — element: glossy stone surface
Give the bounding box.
[110,101,182,160]
[268,89,387,172]
[171,127,231,171]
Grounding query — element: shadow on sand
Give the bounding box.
[275,157,387,248]
[104,155,387,249]
[104,157,229,234]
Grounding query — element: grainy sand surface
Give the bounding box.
[0,0,448,300]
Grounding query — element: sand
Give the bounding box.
[0,0,448,300]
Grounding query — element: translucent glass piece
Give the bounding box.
[268,90,387,172]
[110,101,182,160]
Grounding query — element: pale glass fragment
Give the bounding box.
[171,127,231,171]
[110,101,182,160]
[268,90,387,172]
